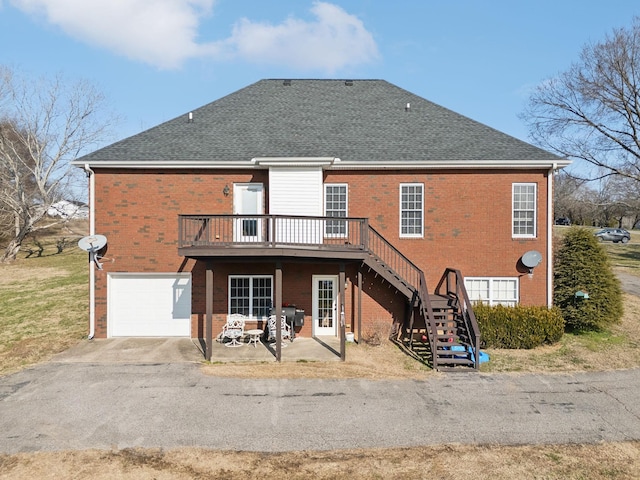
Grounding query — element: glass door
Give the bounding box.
[312,275,338,336]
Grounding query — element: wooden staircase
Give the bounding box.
[363,226,481,371]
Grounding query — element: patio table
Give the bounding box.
[246,329,263,348]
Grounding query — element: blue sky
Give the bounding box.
[1,0,639,174]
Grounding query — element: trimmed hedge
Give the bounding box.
[474,303,564,349]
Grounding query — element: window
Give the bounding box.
[229,275,272,319]
[400,183,424,237]
[464,277,519,306]
[512,183,536,238]
[324,184,348,237]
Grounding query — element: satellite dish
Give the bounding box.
[78,235,108,270]
[78,235,107,252]
[521,250,542,269]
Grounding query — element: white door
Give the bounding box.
[108,273,191,337]
[312,275,338,336]
[233,183,264,242]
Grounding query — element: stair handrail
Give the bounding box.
[435,268,481,368]
[417,270,439,367]
[365,224,421,288]
[365,225,440,367]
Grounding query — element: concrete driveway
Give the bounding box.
[52,338,206,364]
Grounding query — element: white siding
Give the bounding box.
[269,167,323,243]
[108,273,191,337]
[269,167,323,215]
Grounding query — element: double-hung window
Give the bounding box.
[512,183,536,238]
[228,275,273,319]
[400,183,424,237]
[464,277,519,306]
[324,184,348,237]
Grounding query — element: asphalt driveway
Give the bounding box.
[1,354,640,453]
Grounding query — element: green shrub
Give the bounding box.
[554,227,623,331]
[474,303,564,349]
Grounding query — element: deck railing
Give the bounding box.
[179,214,368,251]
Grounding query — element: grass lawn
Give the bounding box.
[1,223,640,479]
[0,228,88,376]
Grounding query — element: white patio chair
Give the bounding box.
[220,313,246,347]
[267,314,292,346]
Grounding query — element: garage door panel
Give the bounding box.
[109,274,191,337]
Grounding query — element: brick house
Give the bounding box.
[74,79,569,370]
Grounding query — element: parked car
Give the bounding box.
[555,217,571,226]
[594,228,631,243]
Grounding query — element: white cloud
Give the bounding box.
[222,2,379,72]
[12,0,217,69]
[11,0,378,72]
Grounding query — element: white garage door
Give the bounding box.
[108,273,191,337]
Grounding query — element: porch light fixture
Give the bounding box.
[223,184,230,197]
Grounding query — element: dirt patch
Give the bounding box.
[1,442,639,479]
[202,341,436,380]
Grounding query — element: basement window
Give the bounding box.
[229,275,273,319]
[464,277,519,306]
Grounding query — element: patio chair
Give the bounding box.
[267,314,292,346]
[220,313,246,347]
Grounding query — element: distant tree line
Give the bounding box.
[554,171,640,229]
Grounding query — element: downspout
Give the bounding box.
[84,164,96,339]
[547,163,557,308]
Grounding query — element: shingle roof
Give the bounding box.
[78,79,563,165]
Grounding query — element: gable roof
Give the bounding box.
[76,79,568,169]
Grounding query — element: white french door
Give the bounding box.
[233,183,264,242]
[312,275,338,336]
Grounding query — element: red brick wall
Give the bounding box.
[324,169,549,305]
[91,167,551,338]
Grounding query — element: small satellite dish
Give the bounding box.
[78,235,107,252]
[78,235,108,270]
[521,250,542,268]
[521,250,542,270]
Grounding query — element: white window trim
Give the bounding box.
[324,183,348,238]
[512,183,537,238]
[464,276,519,306]
[228,275,273,319]
[400,183,424,238]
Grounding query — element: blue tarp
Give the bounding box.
[449,345,490,364]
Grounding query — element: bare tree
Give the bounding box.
[0,66,114,262]
[522,17,640,183]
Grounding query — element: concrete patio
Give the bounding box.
[208,335,342,363]
[52,335,343,364]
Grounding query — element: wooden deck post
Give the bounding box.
[357,270,362,343]
[339,263,346,362]
[275,262,282,362]
[206,261,213,361]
